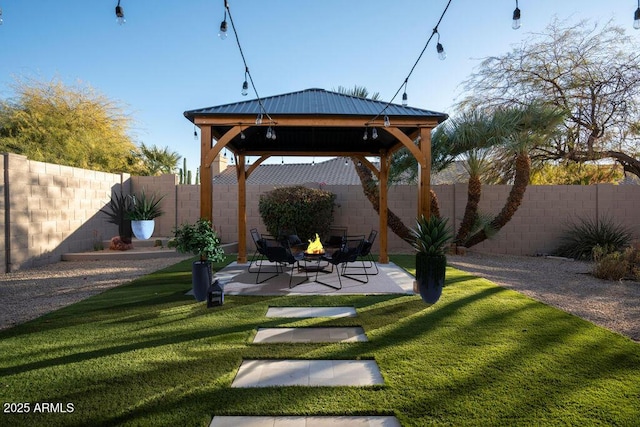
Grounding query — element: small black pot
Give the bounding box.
[192,260,212,302]
[415,253,447,305]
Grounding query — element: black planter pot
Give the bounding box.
[415,253,447,305]
[192,260,212,302]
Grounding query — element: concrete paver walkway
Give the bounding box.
[253,327,367,343]
[210,416,401,426]
[266,307,357,318]
[231,359,384,387]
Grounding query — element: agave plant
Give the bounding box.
[99,191,134,243]
[127,190,165,221]
[410,215,453,257]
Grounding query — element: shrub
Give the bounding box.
[258,185,336,242]
[555,216,632,260]
[593,247,640,281]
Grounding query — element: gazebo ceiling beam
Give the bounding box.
[194,116,436,128]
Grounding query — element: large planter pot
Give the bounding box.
[192,260,212,302]
[131,220,155,240]
[415,253,447,305]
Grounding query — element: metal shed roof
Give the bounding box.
[184,88,447,120]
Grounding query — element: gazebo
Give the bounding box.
[184,88,448,264]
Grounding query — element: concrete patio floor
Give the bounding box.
[213,261,415,296]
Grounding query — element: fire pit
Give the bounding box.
[305,233,325,255]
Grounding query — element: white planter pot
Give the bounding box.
[131,220,155,240]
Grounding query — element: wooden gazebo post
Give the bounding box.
[417,126,432,219]
[199,125,213,221]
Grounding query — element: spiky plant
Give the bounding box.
[410,215,453,257]
[127,190,165,220]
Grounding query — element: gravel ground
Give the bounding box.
[0,252,638,342]
[448,252,640,342]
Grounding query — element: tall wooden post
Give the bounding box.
[378,150,389,264]
[417,127,432,219]
[237,154,247,263]
[200,125,213,222]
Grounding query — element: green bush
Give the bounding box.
[258,185,336,242]
[555,216,632,260]
[593,246,640,281]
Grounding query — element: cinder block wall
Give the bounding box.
[1,153,127,272]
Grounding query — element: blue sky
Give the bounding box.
[1,1,637,169]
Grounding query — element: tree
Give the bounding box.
[138,142,181,175]
[458,19,640,179]
[0,78,141,174]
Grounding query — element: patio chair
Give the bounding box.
[255,237,308,288]
[248,228,268,273]
[343,229,379,276]
[316,236,368,289]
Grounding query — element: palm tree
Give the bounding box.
[463,103,566,247]
[138,143,181,176]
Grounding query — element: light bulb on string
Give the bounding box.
[241,67,249,96]
[219,9,228,40]
[344,158,348,166]
[281,157,284,164]
[240,130,246,140]
[436,42,446,60]
[372,128,378,140]
[384,115,390,127]
[362,128,368,141]
[0,7,4,25]
[402,92,408,107]
[635,1,640,29]
[266,127,273,139]
[512,0,521,30]
[115,1,125,25]
[256,113,263,125]
[312,157,316,166]
[193,126,198,140]
[270,127,276,140]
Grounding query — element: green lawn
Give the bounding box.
[0,255,638,426]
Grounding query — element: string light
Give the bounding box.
[240,129,246,139]
[435,30,446,60]
[372,128,378,140]
[218,1,228,40]
[0,7,4,25]
[362,128,368,141]
[635,0,640,29]
[115,0,125,25]
[512,0,521,30]
[193,125,198,140]
[344,158,348,166]
[241,67,249,96]
[383,115,390,127]
[402,87,408,107]
[256,113,263,125]
[266,126,273,139]
[365,0,453,127]
[270,126,276,140]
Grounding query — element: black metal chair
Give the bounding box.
[316,236,368,289]
[255,237,308,288]
[344,229,379,276]
[248,228,267,273]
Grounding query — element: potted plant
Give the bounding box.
[169,219,226,301]
[127,190,165,240]
[410,214,453,305]
[99,191,134,248]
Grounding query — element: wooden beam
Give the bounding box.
[381,127,426,168]
[378,150,390,264]
[237,154,247,264]
[204,125,243,167]
[200,125,212,222]
[417,127,432,219]
[353,155,379,179]
[194,115,439,128]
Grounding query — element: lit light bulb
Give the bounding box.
[384,115,390,127]
[372,128,378,140]
[255,113,263,125]
[402,92,408,107]
[266,127,272,139]
[362,129,368,141]
[512,7,521,30]
[241,80,249,96]
[219,20,228,40]
[436,43,446,60]
[635,7,640,29]
[115,3,125,25]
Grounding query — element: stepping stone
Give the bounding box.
[210,415,401,426]
[266,307,357,318]
[231,359,384,387]
[253,327,368,343]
